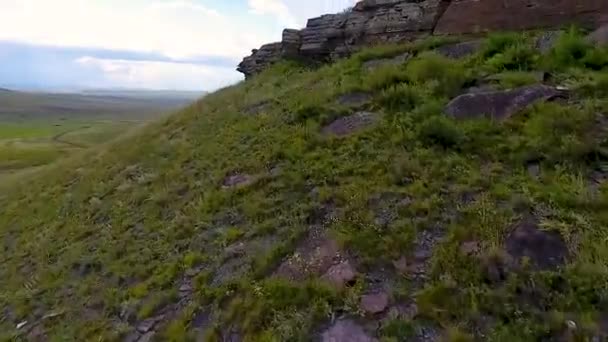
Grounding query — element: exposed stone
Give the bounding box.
[460,241,481,256]
[136,318,157,333]
[435,0,608,35]
[535,31,562,53]
[138,332,155,342]
[360,292,390,314]
[321,319,377,342]
[435,40,483,59]
[362,52,411,70]
[238,0,608,77]
[445,85,565,121]
[505,217,569,270]
[588,24,608,46]
[275,228,342,281]
[222,173,254,188]
[322,112,379,137]
[322,261,357,289]
[392,256,408,274]
[337,92,373,108]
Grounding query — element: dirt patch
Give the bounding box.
[321,112,379,137]
[274,226,344,281]
[505,217,569,270]
[321,319,377,342]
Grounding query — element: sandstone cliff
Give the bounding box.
[237,0,608,78]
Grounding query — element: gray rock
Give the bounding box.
[138,332,155,342]
[435,40,483,59]
[321,112,379,137]
[136,318,157,333]
[337,92,372,108]
[362,52,411,70]
[360,292,390,314]
[321,319,377,342]
[588,24,608,46]
[322,261,357,289]
[445,85,565,121]
[222,174,254,188]
[505,217,569,270]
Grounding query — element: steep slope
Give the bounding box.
[2,30,608,341]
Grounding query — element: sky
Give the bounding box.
[0,0,357,91]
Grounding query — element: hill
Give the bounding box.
[0,90,202,122]
[2,29,608,341]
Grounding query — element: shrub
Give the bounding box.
[493,71,542,88]
[417,116,464,149]
[486,43,538,71]
[482,32,523,58]
[362,64,410,90]
[376,83,424,113]
[355,44,411,63]
[406,52,468,97]
[543,28,608,70]
[521,103,596,163]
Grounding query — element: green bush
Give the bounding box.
[493,71,542,88]
[482,32,523,58]
[362,64,410,90]
[417,116,464,148]
[486,43,538,71]
[544,28,608,70]
[376,83,424,113]
[406,52,468,97]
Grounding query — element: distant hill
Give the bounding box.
[80,89,206,101]
[0,87,12,92]
[0,89,203,121]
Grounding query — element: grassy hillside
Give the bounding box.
[2,30,608,341]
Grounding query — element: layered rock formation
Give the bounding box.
[237,0,608,78]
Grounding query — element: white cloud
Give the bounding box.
[248,0,297,27]
[0,0,275,60]
[75,56,241,90]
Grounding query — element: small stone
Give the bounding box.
[179,283,193,292]
[460,241,481,256]
[138,332,155,342]
[16,321,27,330]
[321,319,377,342]
[566,320,577,330]
[392,257,408,274]
[322,261,357,289]
[360,292,390,314]
[137,318,157,333]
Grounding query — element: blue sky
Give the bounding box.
[0,0,355,91]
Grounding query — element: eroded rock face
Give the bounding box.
[505,218,569,270]
[445,85,564,121]
[435,0,608,35]
[588,24,608,46]
[435,40,482,59]
[321,319,377,342]
[237,0,608,77]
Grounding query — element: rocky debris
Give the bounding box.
[243,100,272,115]
[445,85,565,121]
[535,31,562,53]
[211,257,251,286]
[362,52,411,70]
[459,241,481,256]
[360,292,390,314]
[588,24,608,46]
[322,260,357,289]
[337,92,373,108]
[407,228,445,285]
[274,227,343,281]
[367,192,411,228]
[321,319,377,342]
[322,112,379,137]
[505,217,569,270]
[435,40,482,59]
[238,0,608,77]
[434,0,608,35]
[222,173,254,188]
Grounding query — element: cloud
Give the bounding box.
[248,0,298,27]
[75,56,241,90]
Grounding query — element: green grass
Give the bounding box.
[1,31,608,341]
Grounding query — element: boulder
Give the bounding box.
[505,217,569,270]
[434,0,608,35]
[321,112,379,137]
[435,40,483,59]
[360,292,390,314]
[321,319,377,342]
[588,24,608,46]
[445,85,564,121]
[322,261,357,289]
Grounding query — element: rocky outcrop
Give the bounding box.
[238,0,608,77]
